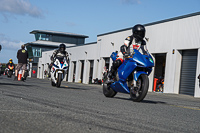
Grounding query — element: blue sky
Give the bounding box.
[0,0,199,63]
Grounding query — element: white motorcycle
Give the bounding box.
[51,57,68,87]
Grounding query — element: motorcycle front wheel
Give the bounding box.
[56,73,62,87]
[51,79,56,86]
[130,74,149,102]
[8,71,12,78]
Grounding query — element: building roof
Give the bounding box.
[30,30,89,38]
[98,11,200,37]
[25,40,76,47]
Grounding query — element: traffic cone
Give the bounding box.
[18,70,22,81]
[18,74,22,80]
[153,78,158,92]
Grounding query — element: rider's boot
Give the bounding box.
[105,71,114,84]
[21,77,25,82]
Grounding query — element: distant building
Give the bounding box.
[25,30,88,78]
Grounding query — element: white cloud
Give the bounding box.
[120,0,141,4]
[0,0,43,18]
[0,34,24,50]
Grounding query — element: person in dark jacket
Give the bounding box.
[14,45,28,81]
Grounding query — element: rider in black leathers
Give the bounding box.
[106,24,147,83]
[48,44,69,77]
[5,59,15,74]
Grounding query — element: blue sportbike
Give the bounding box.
[103,49,154,102]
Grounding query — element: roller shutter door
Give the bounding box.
[179,49,198,96]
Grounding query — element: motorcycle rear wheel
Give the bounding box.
[102,73,117,97]
[103,83,117,97]
[130,74,149,102]
[56,73,62,87]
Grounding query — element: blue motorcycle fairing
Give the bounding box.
[110,81,130,93]
[110,52,118,61]
[132,49,154,68]
[118,59,137,82]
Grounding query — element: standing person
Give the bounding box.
[14,45,29,81]
[0,63,2,76]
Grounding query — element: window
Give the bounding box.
[32,47,42,57]
[35,33,52,41]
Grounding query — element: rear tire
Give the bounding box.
[130,74,149,102]
[103,83,117,97]
[102,72,117,97]
[56,73,62,87]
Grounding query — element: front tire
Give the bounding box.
[56,73,62,87]
[130,74,149,102]
[8,71,12,78]
[51,79,56,86]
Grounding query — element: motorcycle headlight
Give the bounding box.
[63,66,68,69]
[54,64,59,68]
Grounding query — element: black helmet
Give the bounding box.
[132,24,146,41]
[59,43,66,52]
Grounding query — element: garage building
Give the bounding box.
[38,12,200,97]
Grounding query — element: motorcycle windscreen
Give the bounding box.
[132,49,154,68]
[146,54,154,67]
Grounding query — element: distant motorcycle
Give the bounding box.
[51,57,68,87]
[7,65,14,78]
[156,78,164,92]
[103,49,154,102]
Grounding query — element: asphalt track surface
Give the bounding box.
[0,75,200,133]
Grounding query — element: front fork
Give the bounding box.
[127,71,137,88]
[130,71,146,94]
[55,71,64,79]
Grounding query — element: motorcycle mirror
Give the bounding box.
[145,37,149,42]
